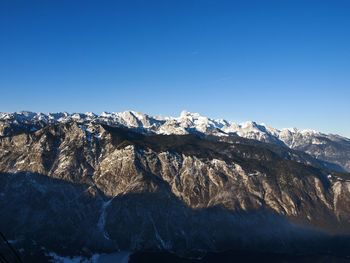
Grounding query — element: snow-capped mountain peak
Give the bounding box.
[0,110,349,171]
[0,110,345,139]
[0,110,345,141]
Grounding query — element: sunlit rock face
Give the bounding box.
[0,118,350,260]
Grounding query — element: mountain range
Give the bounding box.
[0,111,350,262]
[1,110,349,172]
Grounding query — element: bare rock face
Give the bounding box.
[0,121,350,260]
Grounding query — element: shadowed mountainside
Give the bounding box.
[0,121,350,260]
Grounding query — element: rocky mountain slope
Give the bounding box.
[0,112,350,261]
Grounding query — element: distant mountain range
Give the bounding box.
[1,110,349,172]
[0,111,350,262]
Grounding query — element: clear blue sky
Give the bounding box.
[1,0,349,136]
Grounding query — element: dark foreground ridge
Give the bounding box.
[130,250,350,263]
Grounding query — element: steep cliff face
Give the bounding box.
[0,121,350,260]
